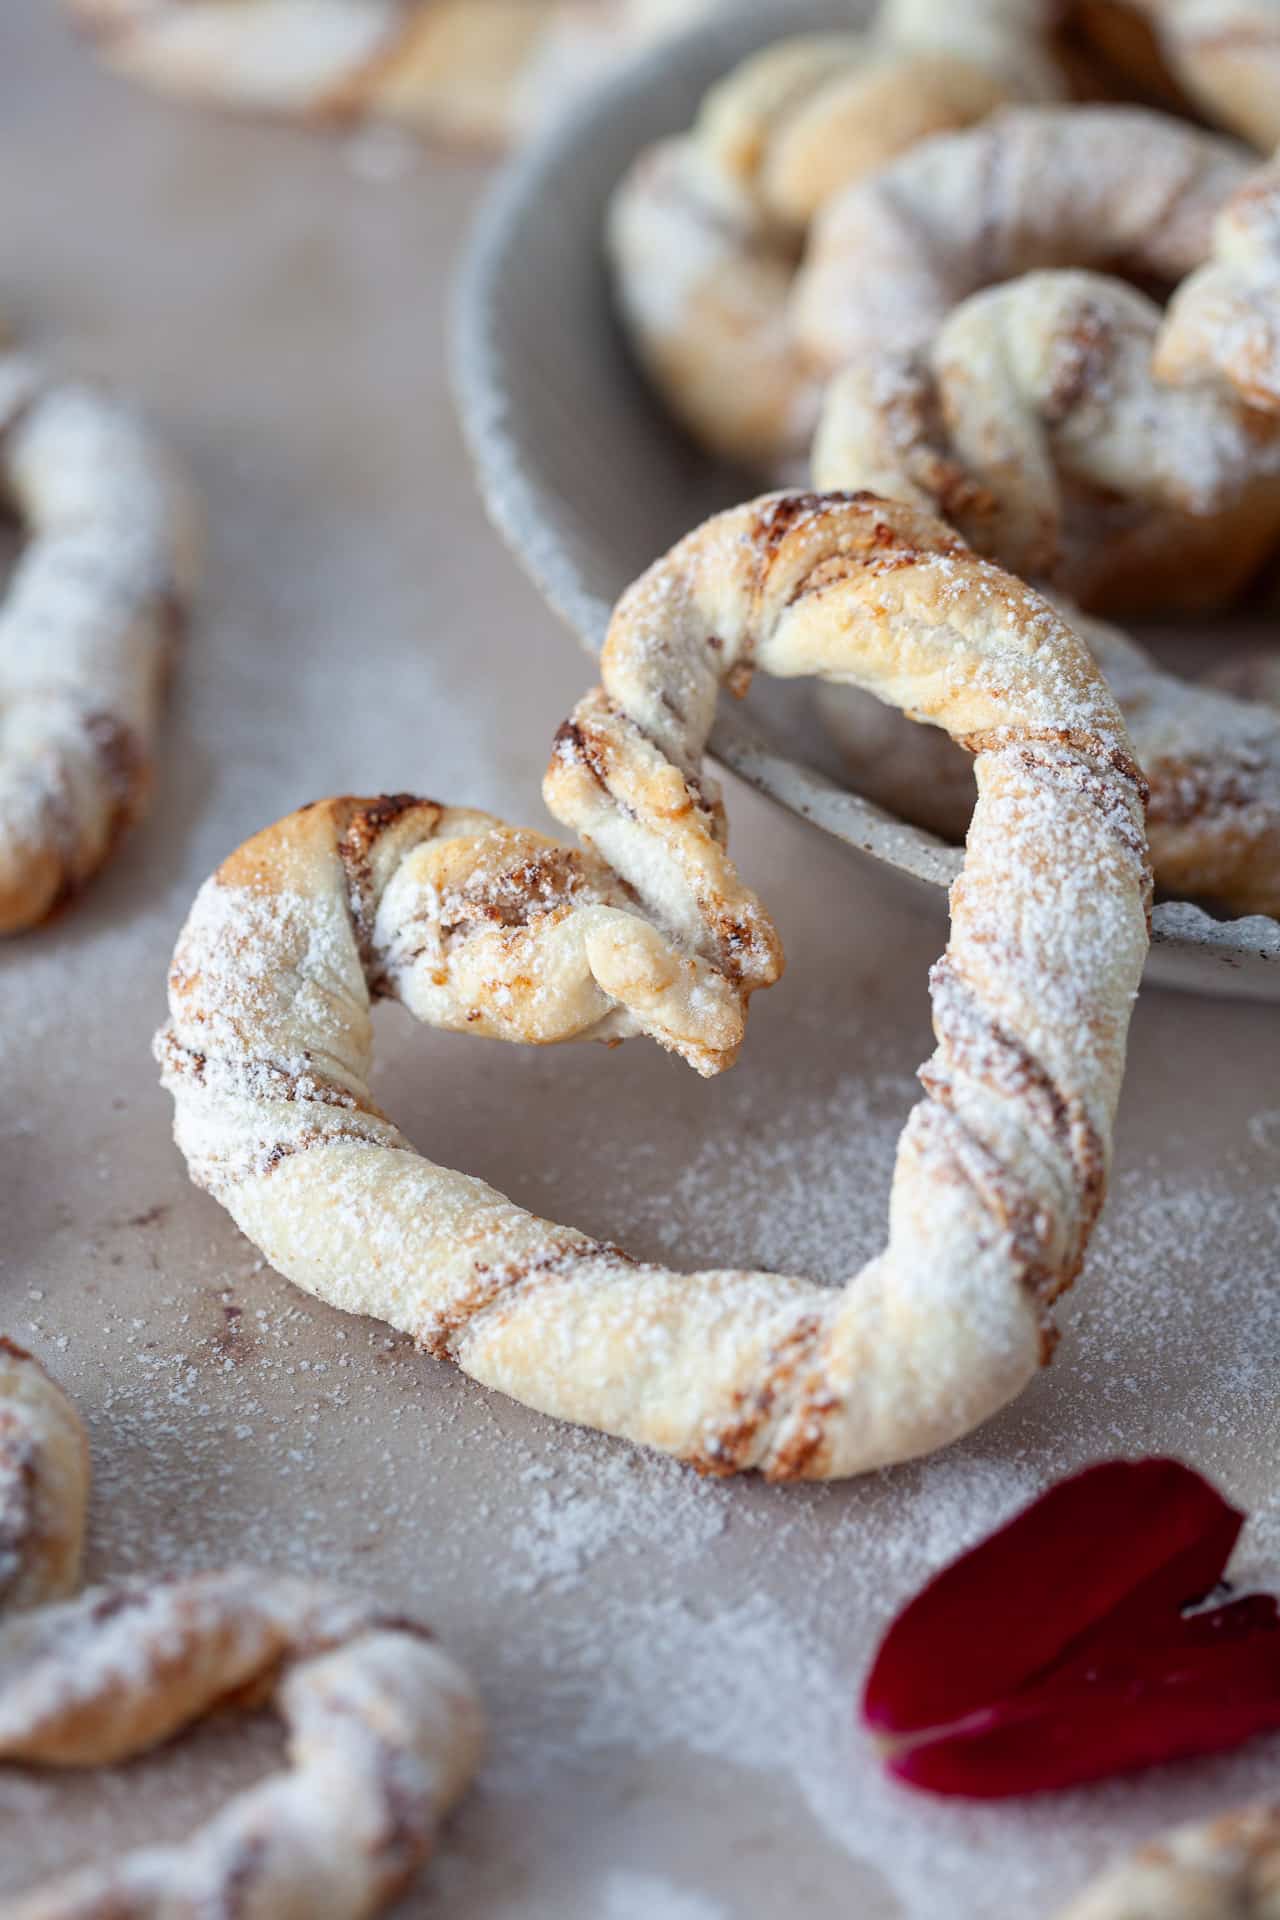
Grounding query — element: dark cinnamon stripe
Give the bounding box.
[1041,302,1116,423]
[337,794,437,969]
[418,1237,635,1360]
[258,1123,408,1177]
[693,1312,829,1478]
[959,726,1151,892]
[156,1032,372,1115]
[926,957,1108,1282]
[552,715,624,803]
[910,1100,1064,1358]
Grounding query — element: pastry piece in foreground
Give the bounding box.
[158,491,1150,1480]
[0,1338,483,1919]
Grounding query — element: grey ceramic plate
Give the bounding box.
[451,0,1280,1001]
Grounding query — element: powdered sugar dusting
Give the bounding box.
[4,18,1279,1909]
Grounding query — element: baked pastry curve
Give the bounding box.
[1079,0,1280,148]
[0,353,196,935]
[0,1338,483,1919]
[815,581,1280,922]
[1055,1800,1280,1918]
[608,0,1063,466]
[157,491,1151,1480]
[1158,148,1280,414]
[64,0,724,148]
[800,106,1279,616]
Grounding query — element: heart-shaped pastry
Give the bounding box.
[157,491,1151,1480]
[797,105,1277,616]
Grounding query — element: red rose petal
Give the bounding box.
[886,1617,1280,1797]
[862,1460,1280,1798]
[863,1460,1244,1736]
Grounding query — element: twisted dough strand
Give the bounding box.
[0,1351,483,1919]
[1158,151,1280,412]
[0,355,196,935]
[158,492,1150,1479]
[813,268,1280,613]
[1,1574,483,1920]
[817,595,1280,917]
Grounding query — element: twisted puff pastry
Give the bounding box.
[607,1,1061,467]
[817,595,1280,917]
[0,355,196,936]
[1158,150,1280,413]
[1082,0,1280,148]
[0,1340,483,1920]
[65,0,722,149]
[797,105,1278,616]
[158,491,1150,1480]
[1056,1801,1280,1918]
[813,266,1280,617]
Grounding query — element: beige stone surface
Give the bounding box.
[1,6,1278,1914]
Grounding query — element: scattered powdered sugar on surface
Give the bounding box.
[597,1872,729,1919]
[11,996,1280,1916]
[4,25,1279,1913]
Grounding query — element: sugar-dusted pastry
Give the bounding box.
[1082,0,1280,148]
[797,106,1277,615]
[158,491,1150,1480]
[812,268,1280,616]
[818,596,1280,917]
[0,354,196,935]
[0,1340,483,1919]
[608,1,1061,466]
[1158,150,1280,413]
[65,0,724,148]
[1055,1800,1280,1918]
